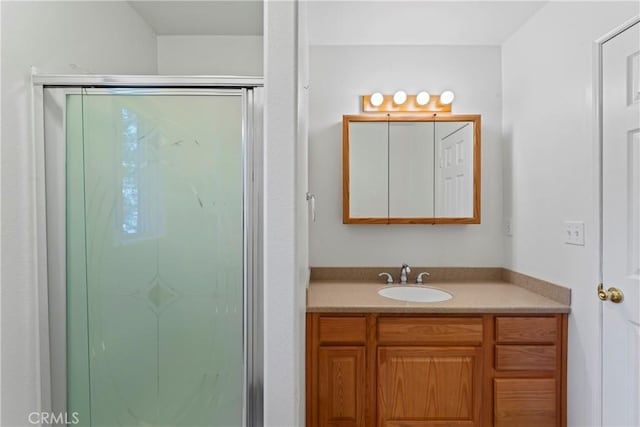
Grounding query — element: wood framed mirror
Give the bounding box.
[342,114,481,224]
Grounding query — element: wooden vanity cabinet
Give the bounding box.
[489,315,568,427]
[307,315,369,427]
[376,317,484,426]
[307,313,568,427]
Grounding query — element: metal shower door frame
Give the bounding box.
[32,75,263,427]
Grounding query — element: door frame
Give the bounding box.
[31,74,264,426]
[594,15,640,425]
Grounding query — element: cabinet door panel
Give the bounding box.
[388,122,435,218]
[348,121,389,219]
[378,347,482,426]
[494,378,557,427]
[319,346,366,427]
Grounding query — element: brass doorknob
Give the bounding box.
[598,283,624,303]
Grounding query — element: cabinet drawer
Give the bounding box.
[496,317,557,343]
[319,316,367,344]
[495,345,556,371]
[494,378,557,427]
[378,317,483,345]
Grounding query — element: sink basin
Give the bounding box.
[378,286,452,303]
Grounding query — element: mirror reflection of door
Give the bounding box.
[435,122,474,218]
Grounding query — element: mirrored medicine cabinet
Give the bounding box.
[343,114,481,224]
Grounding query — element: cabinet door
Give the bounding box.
[378,346,482,427]
[318,346,366,427]
[347,121,389,219]
[388,121,435,218]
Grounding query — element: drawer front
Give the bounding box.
[378,317,483,345]
[494,378,557,427]
[495,345,557,371]
[319,316,367,344]
[496,316,558,343]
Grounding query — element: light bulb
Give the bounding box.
[393,90,407,105]
[416,91,431,105]
[370,92,384,107]
[440,90,455,105]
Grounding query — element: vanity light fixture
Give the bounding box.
[362,91,454,113]
[440,90,455,105]
[415,91,431,105]
[370,92,384,107]
[393,90,407,105]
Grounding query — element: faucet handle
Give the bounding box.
[399,263,411,284]
[416,272,431,284]
[378,272,394,284]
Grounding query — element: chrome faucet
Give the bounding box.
[416,272,431,284]
[378,272,394,284]
[399,263,411,284]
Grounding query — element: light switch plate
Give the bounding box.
[564,221,585,246]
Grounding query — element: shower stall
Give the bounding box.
[33,76,263,426]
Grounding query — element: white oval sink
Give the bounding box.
[378,286,452,303]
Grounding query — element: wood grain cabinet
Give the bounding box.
[318,346,366,427]
[376,317,484,426]
[490,316,567,427]
[308,316,368,427]
[307,313,568,427]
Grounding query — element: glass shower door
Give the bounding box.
[65,91,244,426]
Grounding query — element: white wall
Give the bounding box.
[502,2,639,426]
[295,0,310,421]
[309,45,503,267]
[0,2,157,425]
[0,1,3,419]
[296,0,310,291]
[157,35,263,75]
[307,1,546,46]
[263,0,304,425]
[0,3,4,421]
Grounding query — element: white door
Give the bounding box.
[602,20,640,427]
[435,122,473,217]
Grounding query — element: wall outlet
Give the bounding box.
[563,221,585,246]
[505,218,513,236]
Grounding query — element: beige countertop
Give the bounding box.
[307,281,570,313]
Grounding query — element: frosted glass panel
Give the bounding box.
[66,93,243,426]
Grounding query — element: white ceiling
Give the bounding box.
[128,1,263,36]
[127,0,546,45]
[308,1,547,45]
